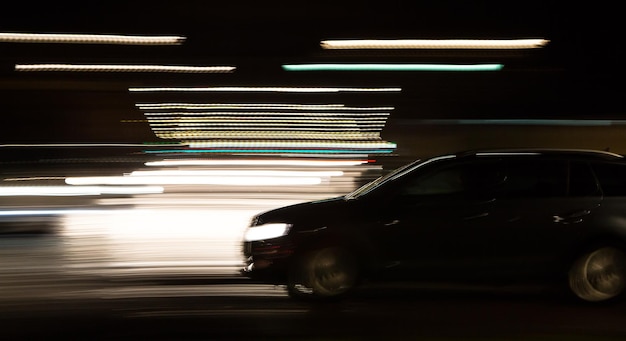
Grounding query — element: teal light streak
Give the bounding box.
[144,149,394,154]
[282,64,504,72]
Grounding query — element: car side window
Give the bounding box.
[399,161,503,197]
[492,159,567,198]
[591,162,626,196]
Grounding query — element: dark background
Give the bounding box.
[0,1,624,156]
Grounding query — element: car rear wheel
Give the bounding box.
[287,246,358,300]
[568,245,626,303]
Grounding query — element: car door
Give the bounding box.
[371,159,506,281]
[484,159,602,280]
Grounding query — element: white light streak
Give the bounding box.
[136,103,395,111]
[143,111,390,117]
[184,141,396,149]
[16,64,235,73]
[129,170,344,177]
[129,87,402,93]
[144,159,370,167]
[0,186,164,196]
[153,131,382,140]
[320,39,550,49]
[65,176,322,186]
[0,33,186,45]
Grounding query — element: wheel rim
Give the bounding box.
[569,246,626,302]
[291,247,358,297]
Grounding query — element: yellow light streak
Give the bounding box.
[0,33,186,45]
[16,64,235,73]
[320,39,550,49]
[129,87,402,93]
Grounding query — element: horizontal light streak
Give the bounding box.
[130,170,344,177]
[144,149,394,154]
[151,126,383,132]
[129,86,402,93]
[185,141,396,149]
[0,209,120,216]
[16,64,235,73]
[320,39,549,49]
[153,131,382,140]
[399,119,626,126]
[149,122,386,129]
[0,33,186,45]
[143,112,390,117]
[65,176,322,186]
[0,186,164,196]
[144,159,371,167]
[146,119,386,124]
[137,103,395,111]
[282,64,504,72]
[0,143,171,148]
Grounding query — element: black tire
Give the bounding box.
[287,246,359,301]
[568,245,626,303]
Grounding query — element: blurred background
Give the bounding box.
[1,1,625,339]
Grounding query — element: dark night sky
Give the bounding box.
[0,1,623,146]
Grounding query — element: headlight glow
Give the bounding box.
[244,223,291,242]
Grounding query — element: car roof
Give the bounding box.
[455,148,624,161]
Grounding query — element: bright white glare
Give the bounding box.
[320,39,550,49]
[129,87,402,93]
[0,186,164,196]
[145,159,370,167]
[16,64,235,73]
[65,176,322,186]
[0,33,186,45]
[244,223,291,242]
[0,209,126,216]
[185,141,396,149]
[129,170,344,177]
[137,103,395,111]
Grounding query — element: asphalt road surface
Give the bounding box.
[3,275,626,340]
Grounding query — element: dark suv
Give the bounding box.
[242,149,626,302]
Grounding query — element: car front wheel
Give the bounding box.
[568,245,626,303]
[287,246,359,300]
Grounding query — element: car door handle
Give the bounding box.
[463,212,489,220]
[383,219,400,226]
[553,209,591,224]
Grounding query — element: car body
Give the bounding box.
[242,149,626,302]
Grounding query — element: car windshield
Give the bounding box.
[345,154,456,199]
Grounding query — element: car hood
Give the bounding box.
[254,196,355,228]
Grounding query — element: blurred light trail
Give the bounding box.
[153,131,383,140]
[15,64,235,73]
[282,64,504,72]
[0,143,172,147]
[320,38,549,49]
[0,32,186,45]
[129,170,344,177]
[0,186,164,196]
[143,111,390,117]
[397,119,626,126]
[136,103,395,111]
[145,159,371,167]
[184,141,395,149]
[65,175,324,186]
[129,86,402,93]
[144,149,393,154]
